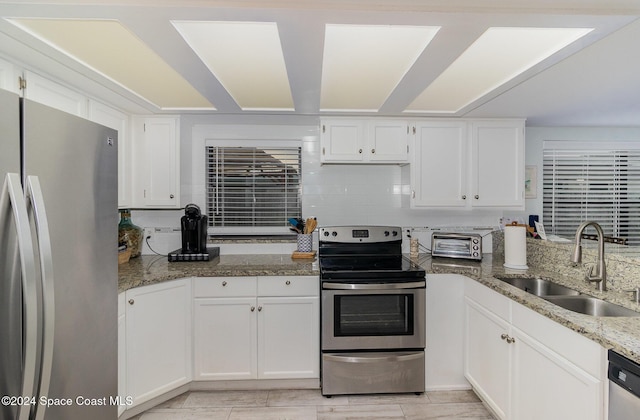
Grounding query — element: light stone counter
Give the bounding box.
[118,237,640,366]
[118,253,318,293]
[417,249,640,366]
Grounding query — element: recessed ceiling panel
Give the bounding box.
[320,24,440,112]
[172,21,294,111]
[7,18,215,110]
[406,26,593,113]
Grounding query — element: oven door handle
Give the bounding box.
[322,281,425,290]
[323,352,424,363]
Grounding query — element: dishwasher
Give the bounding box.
[608,350,640,420]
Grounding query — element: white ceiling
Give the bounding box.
[0,0,639,126]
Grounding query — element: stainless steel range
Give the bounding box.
[319,226,426,396]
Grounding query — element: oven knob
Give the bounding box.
[473,252,479,257]
[323,231,329,237]
[392,230,398,236]
[384,231,390,236]
[473,238,479,244]
[332,231,338,237]
[473,245,479,250]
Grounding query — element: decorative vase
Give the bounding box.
[118,209,143,258]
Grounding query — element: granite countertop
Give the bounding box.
[118,254,318,293]
[418,253,640,366]
[119,251,640,366]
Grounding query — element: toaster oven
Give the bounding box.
[431,232,482,261]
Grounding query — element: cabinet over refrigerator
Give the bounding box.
[0,88,118,420]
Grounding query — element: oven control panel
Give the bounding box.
[319,226,401,243]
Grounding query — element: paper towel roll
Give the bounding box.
[504,225,528,269]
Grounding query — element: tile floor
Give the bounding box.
[129,389,496,419]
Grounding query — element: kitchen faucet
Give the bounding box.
[571,221,607,291]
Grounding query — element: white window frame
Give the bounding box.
[191,124,313,236]
[543,141,640,245]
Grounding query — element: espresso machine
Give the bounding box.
[168,204,219,261]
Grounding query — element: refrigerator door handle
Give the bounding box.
[26,176,55,420]
[1,173,39,420]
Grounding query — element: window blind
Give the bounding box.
[543,146,640,245]
[206,146,302,231]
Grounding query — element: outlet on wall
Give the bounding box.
[143,227,154,240]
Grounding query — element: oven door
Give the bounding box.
[321,281,426,351]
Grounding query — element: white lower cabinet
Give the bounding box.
[193,276,319,381]
[464,279,605,420]
[125,279,192,407]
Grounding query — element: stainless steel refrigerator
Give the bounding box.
[0,88,118,420]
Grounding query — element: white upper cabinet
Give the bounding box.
[367,120,410,162]
[409,118,525,210]
[470,120,525,208]
[22,70,88,117]
[0,57,18,93]
[320,118,409,163]
[131,116,181,208]
[411,120,468,207]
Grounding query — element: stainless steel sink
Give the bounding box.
[495,276,581,296]
[543,296,640,317]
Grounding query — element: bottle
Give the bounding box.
[118,209,143,258]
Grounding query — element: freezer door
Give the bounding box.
[22,99,118,420]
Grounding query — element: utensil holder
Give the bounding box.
[297,234,312,252]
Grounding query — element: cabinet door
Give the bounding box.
[125,279,191,407]
[464,297,511,420]
[257,296,319,379]
[470,120,524,208]
[23,70,87,117]
[368,120,409,162]
[139,117,180,208]
[511,326,602,420]
[193,297,257,380]
[320,119,365,162]
[412,121,467,207]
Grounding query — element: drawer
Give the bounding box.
[193,276,257,297]
[258,276,319,297]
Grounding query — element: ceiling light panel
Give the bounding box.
[8,18,214,110]
[406,26,593,113]
[321,24,440,112]
[172,21,294,111]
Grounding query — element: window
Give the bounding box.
[543,142,640,245]
[206,145,302,233]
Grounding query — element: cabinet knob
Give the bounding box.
[371,149,375,154]
[358,149,363,154]
[475,195,479,199]
[128,299,134,305]
[506,336,516,344]
[462,195,466,200]
[285,280,291,285]
[170,194,174,199]
[251,306,255,312]
[501,333,508,341]
[258,306,263,312]
[222,281,227,286]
